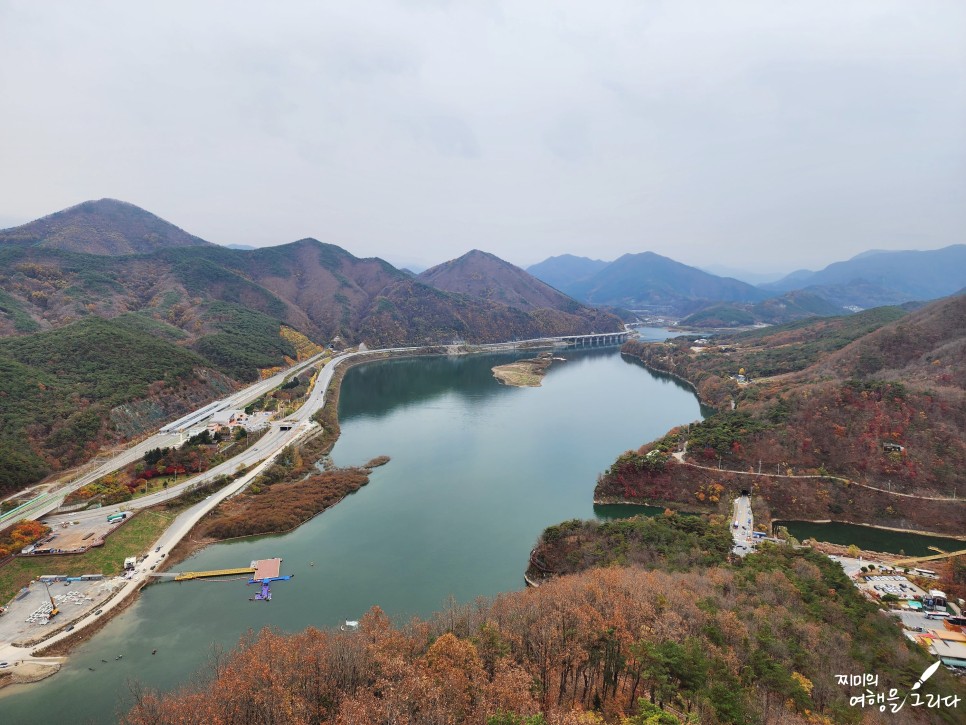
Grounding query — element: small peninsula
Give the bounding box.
[491,351,559,387]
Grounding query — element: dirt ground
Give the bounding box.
[0,661,62,690]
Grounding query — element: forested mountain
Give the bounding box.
[764,245,966,307]
[418,250,620,334]
[0,199,212,255]
[525,253,609,291]
[679,290,845,327]
[126,515,962,724]
[0,201,621,494]
[420,250,582,313]
[603,295,966,534]
[0,201,621,345]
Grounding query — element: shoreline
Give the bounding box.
[0,342,550,679]
[775,517,966,543]
[491,352,555,387]
[620,348,717,411]
[10,338,952,694]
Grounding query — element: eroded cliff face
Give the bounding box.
[108,368,236,440]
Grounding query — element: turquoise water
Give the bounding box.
[1,339,703,722]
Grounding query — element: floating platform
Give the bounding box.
[248,574,294,584]
[174,567,256,582]
[250,558,282,583]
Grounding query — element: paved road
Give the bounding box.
[0,338,579,666]
[731,494,754,556]
[0,353,328,527]
[0,351,351,667]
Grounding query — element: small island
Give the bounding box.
[491,351,560,387]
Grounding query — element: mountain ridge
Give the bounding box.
[763,244,966,305]
[0,198,213,255]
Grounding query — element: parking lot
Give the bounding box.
[23,512,129,556]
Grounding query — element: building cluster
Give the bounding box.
[851,567,966,671]
[916,624,966,670]
[207,409,249,433]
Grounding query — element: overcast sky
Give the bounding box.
[1,1,963,273]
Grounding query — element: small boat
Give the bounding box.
[340,620,360,632]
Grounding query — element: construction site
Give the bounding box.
[0,575,123,647]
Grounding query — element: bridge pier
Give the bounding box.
[560,331,630,348]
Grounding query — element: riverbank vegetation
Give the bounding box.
[527,514,732,583]
[605,296,966,533]
[191,357,390,540]
[195,459,385,540]
[125,536,964,724]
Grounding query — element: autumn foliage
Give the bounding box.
[123,546,960,725]
[0,519,51,558]
[611,296,966,531]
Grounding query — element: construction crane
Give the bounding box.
[43,580,59,618]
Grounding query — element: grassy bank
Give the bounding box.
[0,509,175,604]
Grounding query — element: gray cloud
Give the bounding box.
[0,0,963,273]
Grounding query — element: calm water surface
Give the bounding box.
[779,521,963,557]
[3,337,702,723]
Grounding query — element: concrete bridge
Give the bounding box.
[559,331,631,347]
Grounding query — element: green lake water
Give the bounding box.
[779,521,963,557]
[2,336,704,723]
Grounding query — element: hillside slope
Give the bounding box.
[601,296,966,534]
[0,199,212,255]
[0,315,239,496]
[0,202,622,345]
[419,250,584,313]
[126,525,959,724]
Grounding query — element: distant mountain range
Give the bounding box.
[528,251,769,315]
[527,244,965,322]
[0,200,620,347]
[763,245,966,305]
[0,200,623,495]
[524,254,609,292]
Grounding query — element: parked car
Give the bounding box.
[94,609,103,615]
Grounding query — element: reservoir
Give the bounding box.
[779,521,964,557]
[1,336,702,722]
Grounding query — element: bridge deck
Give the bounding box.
[173,567,256,581]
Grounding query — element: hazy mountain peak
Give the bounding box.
[526,254,610,292]
[0,198,212,255]
[765,245,966,305]
[419,249,586,313]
